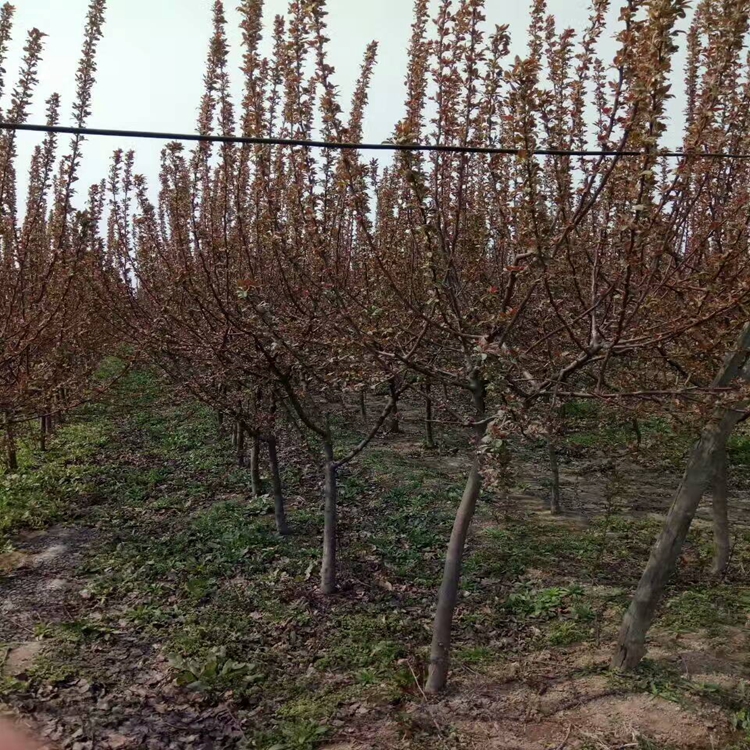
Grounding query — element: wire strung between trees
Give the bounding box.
[5,121,750,159]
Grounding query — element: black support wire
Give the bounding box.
[4,121,750,159]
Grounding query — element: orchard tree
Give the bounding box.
[334,0,750,691]
[0,0,109,470]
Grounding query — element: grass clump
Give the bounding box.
[0,417,110,545]
[661,586,750,634]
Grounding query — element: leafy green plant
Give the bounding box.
[546,621,587,646]
[169,646,260,693]
[733,707,750,735]
[59,619,115,642]
[505,585,585,620]
[267,721,329,750]
[0,674,27,699]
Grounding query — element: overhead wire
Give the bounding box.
[5,122,747,159]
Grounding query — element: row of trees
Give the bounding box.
[0,0,111,469]
[5,0,750,693]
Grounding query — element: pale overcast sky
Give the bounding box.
[9,0,686,209]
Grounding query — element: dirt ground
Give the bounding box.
[3,495,748,748]
[1,388,749,749]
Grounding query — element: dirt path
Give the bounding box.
[1,522,245,749]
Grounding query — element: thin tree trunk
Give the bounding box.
[425,455,481,693]
[548,436,562,514]
[612,322,750,671]
[711,443,730,577]
[424,381,436,449]
[267,436,290,536]
[425,375,486,694]
[59,387,68,423]
[40,415,47,453]
[632,418,642,450]
[359,389,368,426]
[237,423,246,467]
[56,389,66,425]
[320,440,338,595]
[612,408,742,670]
[250,435,262,497]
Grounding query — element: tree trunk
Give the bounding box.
[387,378,401,434]
[425,375,486,694]
[612,322,750,671]
[548,436,562,514]
[425,454,481,693]
[359,389,368,426]
[612,408,741,670]
[40,415,47,453]
[56,389,66,425]
[4,414,18,472]
[711,443,730,578]
[320,440,338,595]
[237,423,246,467]
[250,436,263,497]
[632,418,642,450]
[59,387,68,423]
[267,436,290,536]
[423,381,436,449]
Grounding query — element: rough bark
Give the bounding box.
[267,436,290,536]
[548,436,562,514]
[320,440,338,595]
[711,443,730,577]
[250,436,263,496]
[425,375,486,694]
[612,322,750,671]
